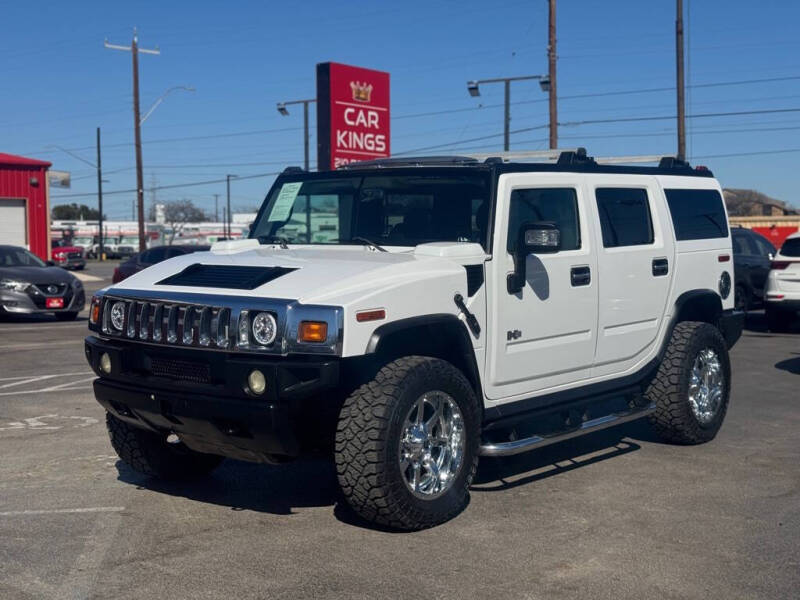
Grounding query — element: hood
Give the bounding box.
[112,241,486,304]
[52,246,83,253]
[0,266,77,285]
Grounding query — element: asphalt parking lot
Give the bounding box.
[1,262,798,600]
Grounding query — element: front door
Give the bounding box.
[485,173,598,403]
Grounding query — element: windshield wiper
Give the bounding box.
[350,236,387,252]
[256,235,289,249]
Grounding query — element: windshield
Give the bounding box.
[0,247,46,267]
[73,237,93,245]
[119,237,138,244]
[250,172,491,249]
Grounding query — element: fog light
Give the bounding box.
[247,369,266,395]
[99,352,112,374]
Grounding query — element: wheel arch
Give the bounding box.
[365,314,483,398]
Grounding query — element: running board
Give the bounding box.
[478,403,656,457]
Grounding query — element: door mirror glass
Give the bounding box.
[508,222,561,294]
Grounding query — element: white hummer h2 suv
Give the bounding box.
[86,150,743,530]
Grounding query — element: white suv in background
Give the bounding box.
[765,232,800,331]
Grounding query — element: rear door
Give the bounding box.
[589,176,675,378]
[485,173,598,403]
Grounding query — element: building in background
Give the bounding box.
[0,152,52,260]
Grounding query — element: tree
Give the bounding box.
[163,199,207,245]
[52,203,103,220]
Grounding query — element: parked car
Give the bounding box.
[51,241,86,270]
[112,244,211,283]
[0,245,85,320]
[731,227,776,310]
[764,232,800,331]
[92,237,121,259]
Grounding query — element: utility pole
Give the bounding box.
[96,127,104,260]
[213,194,219,222]
[503,80,511,152]
[675,0,686,161]
[548,0,558,149]
[105,29,160,252]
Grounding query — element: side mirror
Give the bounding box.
[507,222,561,294]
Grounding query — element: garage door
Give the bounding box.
[0,198,27,247]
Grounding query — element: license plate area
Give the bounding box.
[46,297,64,309]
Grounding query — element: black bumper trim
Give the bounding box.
[94,378,300,462]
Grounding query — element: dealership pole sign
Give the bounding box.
[316,62,390,170]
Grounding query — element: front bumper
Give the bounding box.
[0,285,85,314]
[85,335,340,462]
[53,257,86,269]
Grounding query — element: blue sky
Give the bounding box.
[2,0,799,219]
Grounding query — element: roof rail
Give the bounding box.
[282,166,305,174]
[657,156,692,170]
[466,148,585,163]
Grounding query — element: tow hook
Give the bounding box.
[454,293,481,336]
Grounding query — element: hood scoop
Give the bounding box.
[156,264,297,290]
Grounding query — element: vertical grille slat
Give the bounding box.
[126,301,138,338]
[167,305,178,344]
[152,304,163,341]
[198,307,211,346]
[216,307,230,348]
[139,303,150,339]
[183,306,196,345]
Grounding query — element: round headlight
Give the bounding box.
[252,312,277,346]
[247,369,266,395]
[719,271,731,300]
[110,302,126,331]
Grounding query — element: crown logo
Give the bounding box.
[350,81,373,102]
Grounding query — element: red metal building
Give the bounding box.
[0,152,52,260]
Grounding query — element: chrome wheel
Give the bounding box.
[688,348,725,425]
[398,391,465,499]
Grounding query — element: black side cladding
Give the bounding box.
[156,264,297,290]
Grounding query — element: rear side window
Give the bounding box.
[595,188,654,247]
[507,188,580,252]
[780,237,800,257]
[665,189,728,240]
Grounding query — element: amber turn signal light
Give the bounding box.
[298,321,328,343]
[90,296,101,324]
[356,309,386,322]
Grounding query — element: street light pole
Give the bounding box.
[277,98,317,170]
[548,0,558,149]
[676,0,686,161]
[466,75,550,151]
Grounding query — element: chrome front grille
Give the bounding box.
[92,290,343,356]
[102,297,232,350]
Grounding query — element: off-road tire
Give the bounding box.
[106,413,223,479]
[646,321,731,445]
[55,311,79,321]
[766,307,791,333]
[335,356,480,530]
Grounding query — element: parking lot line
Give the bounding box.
[0,506,124,517]
[0,371,90,383]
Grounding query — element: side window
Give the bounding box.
[732,234,756,257]
[664,189,728,240]
[595,188,654,248]
[751,234,776,257]
[507,188,580,252]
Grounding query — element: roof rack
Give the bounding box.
[337,156,479,169]
[467,148,684,167]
